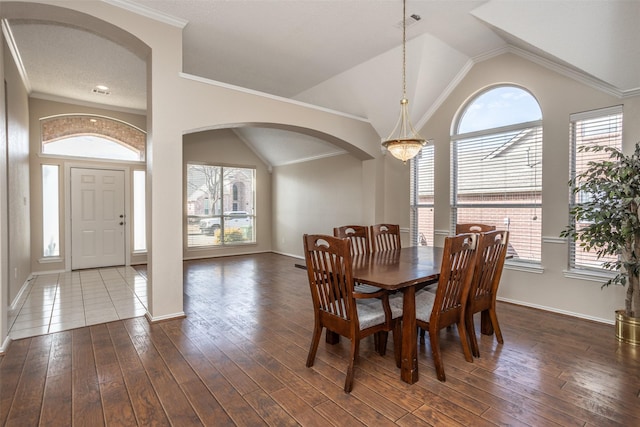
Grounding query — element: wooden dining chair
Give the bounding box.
[370,223,401,252]
[303,234,402,393]
[334,225,382,297]
[400,233,478,382]
[465,230,509,357]
[333,225,371,255]
[455,223,496,234]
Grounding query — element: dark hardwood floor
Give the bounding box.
[1,252,639,426]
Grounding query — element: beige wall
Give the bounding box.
[272,152,413,258]
[183,129,272,258]
[3,40,31,305]
[272,153,364,257]
[422,53,640,323]
[28,98,147,274]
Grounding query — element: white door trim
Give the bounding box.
[64,163,131,272]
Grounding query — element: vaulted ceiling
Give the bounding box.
[3,0,639,167]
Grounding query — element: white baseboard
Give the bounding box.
[0,336,11,354]
[271,250,303,260]
[497,297,614,325]
[183,249,271,261]
[10,274,35,311]
[144,311,186,323]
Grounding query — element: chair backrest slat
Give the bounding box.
[470,230,509,305]
[370,224,401,252]
[303,234,356,323]
[432,233,478,325]
[333,225,371,256]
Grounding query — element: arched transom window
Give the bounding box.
[41,115,146,162]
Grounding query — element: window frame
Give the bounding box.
[451,85,543,264]
[186,163,257,249]
[567,105,623,272]
[410,145,435,246]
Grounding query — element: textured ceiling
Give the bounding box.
[3,0,638,167]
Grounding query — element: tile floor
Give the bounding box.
[8,266,148,340]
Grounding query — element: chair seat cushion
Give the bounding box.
[354,283,384,294]
[415,289,436,323]
[355,298,402,330]
[390,289,435,323]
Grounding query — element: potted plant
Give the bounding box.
[561,143,640,345]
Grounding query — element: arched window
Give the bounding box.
[451,85,542,263]
[41,115,146,162]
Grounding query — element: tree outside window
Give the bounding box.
[186,164,256,247]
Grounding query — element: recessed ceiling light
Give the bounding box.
[92,85,110,95]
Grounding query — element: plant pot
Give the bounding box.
[615,309,640,346]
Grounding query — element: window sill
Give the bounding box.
[38,256,63,264]
[563,268,615,283]
[504,259,544,274]
[187,242,258,251]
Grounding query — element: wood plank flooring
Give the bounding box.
[1,252,639,426]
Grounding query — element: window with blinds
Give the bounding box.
[411,145,434,246]
[569,105,623,269]
[451,86,543,263]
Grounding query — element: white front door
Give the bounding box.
[71,168,125,270]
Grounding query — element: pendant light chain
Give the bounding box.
[402,0,407,101]
[380,0,427,163]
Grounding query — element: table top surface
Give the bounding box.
[351,246,443,290]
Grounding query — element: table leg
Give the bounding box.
[480,309,494,335]
[401,286,418,384]
[326,330,340,344]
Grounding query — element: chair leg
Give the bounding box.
[466,311,480,358]
[428,327,446,382]
[377,331,389,356]
[344,337,359,393]
[393,320,402,368]
[457,319,473,363]
[306,325,323,367]
[489,308,504,344]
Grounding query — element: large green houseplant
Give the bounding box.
[561,144,640,326]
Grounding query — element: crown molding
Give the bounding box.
[2,19,32,93]
[103,0,188,28]
[506,45,625,98]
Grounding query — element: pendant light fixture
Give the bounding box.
[381,0,426,164]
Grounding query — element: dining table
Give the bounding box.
[351,246,443,384]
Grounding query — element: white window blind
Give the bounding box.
[569,105,623,269]
[411,145,434,246]
[452,123,543,262]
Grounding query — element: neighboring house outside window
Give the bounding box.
[411,145,434,246]
[451,85,543,263]
[568,105,623,270]
[186,164,256,248]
